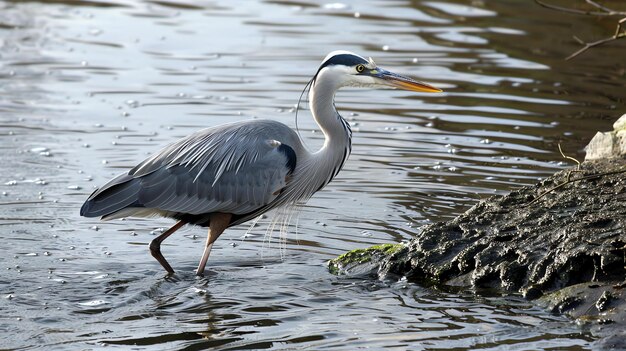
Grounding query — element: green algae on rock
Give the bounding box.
[328,243,404,276]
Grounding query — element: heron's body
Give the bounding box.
[80,51,440,275]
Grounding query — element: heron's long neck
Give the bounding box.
[295,73,352,193]
[309,75,352,155]
[275,72,353,204]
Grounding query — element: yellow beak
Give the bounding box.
[375,68,442,93]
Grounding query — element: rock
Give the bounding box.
[330,158,626,345]
[614,114,626,131]
[585,113,626,161]
[329,243,404,276]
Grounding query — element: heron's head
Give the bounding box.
[313,50,442,93]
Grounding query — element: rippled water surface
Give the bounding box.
[2,0,625,349]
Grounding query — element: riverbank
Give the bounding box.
[330,118,626,349]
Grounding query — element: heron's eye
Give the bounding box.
[355,64,365,73]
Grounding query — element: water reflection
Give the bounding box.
[2,0,623,349]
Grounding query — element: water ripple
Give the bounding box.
[1,0,620,349]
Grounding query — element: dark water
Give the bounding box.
[1,0,624,349]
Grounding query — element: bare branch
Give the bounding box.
[585,0,625,15]
[566,18,626,60]
[534,0,625,16]
[535,0,626,59]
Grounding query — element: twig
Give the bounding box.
[534,0,626,60]
[585,0,625,15]
[558,143,581,171]
[566,17,626,60]
[572,35,586,45]
[534,0,625,16]
[521,168,626,208]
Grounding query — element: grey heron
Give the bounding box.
[80,51,441,276]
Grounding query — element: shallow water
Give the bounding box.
[1,0,624,349]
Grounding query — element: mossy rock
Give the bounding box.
[329,243,404,276]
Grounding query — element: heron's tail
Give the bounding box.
[80,173,142,219]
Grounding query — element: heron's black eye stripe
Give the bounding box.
[313,54,369,83]
[356,64,365,73]
[320,54,368,69]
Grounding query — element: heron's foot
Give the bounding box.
[195,254,209,276]
[149,239,175,274]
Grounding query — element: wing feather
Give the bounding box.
[81,119,300,220]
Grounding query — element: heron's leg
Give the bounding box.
[149,220,186,274]
[196,213,232,276]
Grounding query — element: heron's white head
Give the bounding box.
[313,50,442,93]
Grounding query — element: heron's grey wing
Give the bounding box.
[135,142,295,215]
[81,120,299,219]
[80,172,141,217]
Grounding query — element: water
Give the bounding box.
[1,0,623,349]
